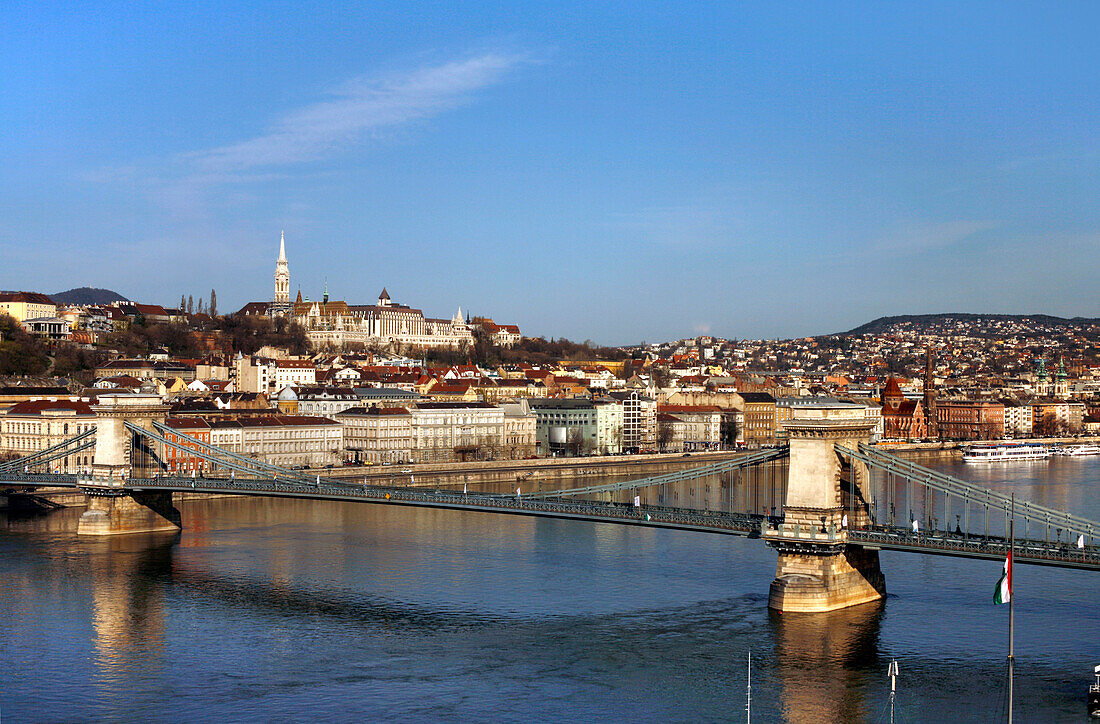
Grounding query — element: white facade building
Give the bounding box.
[407,402,505,463]
[594,400,624,455]
[0,398,96,472]
[163,415,342,470]
[335,406,413,464]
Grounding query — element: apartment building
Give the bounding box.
[936,400,1005,440]
[162,415,343,471]
[0,398,96,472]
[499,400,538,459]
[528,398,598,456]
[656,404,722,451]
[335,406,413,464]
[608,391,657,453]
[740,392,777,446]
[407,402,505,463]
[593,400,624,455]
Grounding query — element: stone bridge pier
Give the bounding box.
[77,393,180,536]
[763,404,885,613]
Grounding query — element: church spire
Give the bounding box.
[274,231,290,305]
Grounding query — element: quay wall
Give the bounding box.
[863,435,1100,454]
[325,450,740,489]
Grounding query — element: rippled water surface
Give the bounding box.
[2,454,1098,722]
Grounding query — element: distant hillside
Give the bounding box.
[843,313,1100,337]
[50,287,129,305]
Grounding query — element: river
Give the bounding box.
[1,454,1098,722]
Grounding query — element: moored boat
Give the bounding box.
[962,443,1051,463]
[1056,444,1100,457]
[1089,664,1100,719]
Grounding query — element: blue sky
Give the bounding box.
[2,2,1098,344]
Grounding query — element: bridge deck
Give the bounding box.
[848,527,1100,570]
[3,473,1098,570]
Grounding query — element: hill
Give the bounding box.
[842,313,1100,337]
[50,287,130,305]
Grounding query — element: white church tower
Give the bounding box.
[274,231,290,305]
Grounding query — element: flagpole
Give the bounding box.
[1008,494,1015,724]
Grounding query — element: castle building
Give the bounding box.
[294,289,474,350]
[238,234,479,350]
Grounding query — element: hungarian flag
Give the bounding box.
[994,551,1012,604]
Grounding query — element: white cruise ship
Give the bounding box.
[962,443,1052,462]
[1055,444,1100,457]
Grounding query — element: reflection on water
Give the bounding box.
[770,602,883,724]
[89,535,174,711]
[0,456,1098,721]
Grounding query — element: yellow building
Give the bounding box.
[740,392,778,445]
[0,292,57,323]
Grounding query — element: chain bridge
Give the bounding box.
[2,395,1097,613]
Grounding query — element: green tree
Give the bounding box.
[0,312,50,376]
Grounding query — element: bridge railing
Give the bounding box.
[848,526,1100,569]
[0,472,81,487]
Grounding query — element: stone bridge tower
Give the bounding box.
[763,402,885,612]
[77,393,180,536]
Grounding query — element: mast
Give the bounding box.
[745,649,751,723]
[888,659,899,724]
[1008,493,1015,724]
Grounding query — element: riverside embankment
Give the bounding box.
[325,449,743,490]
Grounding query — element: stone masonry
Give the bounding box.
[765,403,885,612]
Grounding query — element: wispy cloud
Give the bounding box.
[84,51,528,219]
[189,52,525,174]
[870,219,998,255]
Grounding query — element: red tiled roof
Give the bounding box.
[0,291,55,306]
[7,399,94,416]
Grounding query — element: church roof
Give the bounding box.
[378,288,390,300]
[882,399,922,417]
[883,378,904,398]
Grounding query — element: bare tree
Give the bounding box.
[649,365,672,388]
[566,428,585,457]
[721,412,740,449]
[657,420,676,453]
